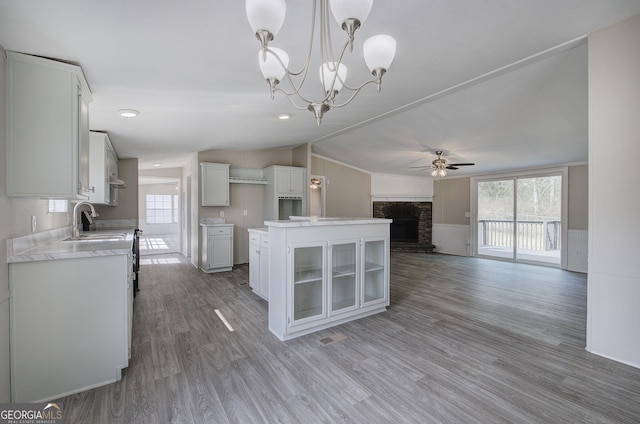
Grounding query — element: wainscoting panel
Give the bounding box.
[0,296,10,402]
[432,224,471,256]
[567,229,588,273]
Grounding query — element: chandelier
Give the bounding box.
[245,0,397,125]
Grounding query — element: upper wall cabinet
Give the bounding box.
[89,131,121,206]
[6,51,93,198]
[272,165,305,196]
[201,162,230,206]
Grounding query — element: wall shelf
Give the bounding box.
[229,167,267,184]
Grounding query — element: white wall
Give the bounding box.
[587,14,640,368]
[371,173,433,201]
[0,43,11,403]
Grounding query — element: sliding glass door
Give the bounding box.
[477,179,516,260]
[474,171,565,267]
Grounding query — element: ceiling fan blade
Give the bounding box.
[408,166,432,169]
[446,166,459,170]
[448,162,475,167]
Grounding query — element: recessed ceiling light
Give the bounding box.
[119,109,139,118]
[153,163,162,167]
[277,113,292,120]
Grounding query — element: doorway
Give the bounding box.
[309,175,326,217]
[138,176,181,255]
[473,169,567,267]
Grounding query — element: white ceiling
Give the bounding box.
[1,1,639,176]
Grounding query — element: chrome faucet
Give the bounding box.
[72,201,98,239]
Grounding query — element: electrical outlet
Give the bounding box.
[31,215,37,233]
[243,209,248,216]
[219,210,224,218]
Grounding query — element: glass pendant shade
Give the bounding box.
[245,0,286,36]
[259,48,289,80]
[363,35,397,72]
[431,168,447,178]
[329,0,373,25]
[319,62,348,93]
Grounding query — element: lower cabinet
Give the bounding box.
[201,224,234,272]
[266,220,390,341]
[288,238,389,331]
[9,254,132,402]
[248,229,269,300]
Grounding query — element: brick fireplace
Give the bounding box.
[373,201,433,252]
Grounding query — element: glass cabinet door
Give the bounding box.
[362,239,387,306]
[329,241,358,315]
[291,244,325,324]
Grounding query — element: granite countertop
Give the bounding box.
[248,227,268,235]
[264,217,392,228]
[7,228,136,263]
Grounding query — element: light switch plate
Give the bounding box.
[31,215,37,232]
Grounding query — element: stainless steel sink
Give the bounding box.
[64,233,129,242]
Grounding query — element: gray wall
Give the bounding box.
[197,148,296,265]
[311,156,372,218]
[94,158,139,224]
[568,164,588,230]
[433,177,471,226]
[432,166,587,229]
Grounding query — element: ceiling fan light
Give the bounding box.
[319,62,348,93]
[258,47,289,81]
[363,34,397,73]
[245,0,286,36]
[431,167,447,178]
[329,0,373,27]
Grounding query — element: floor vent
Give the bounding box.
[319,332,348,346]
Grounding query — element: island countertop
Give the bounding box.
[264,217,392,228]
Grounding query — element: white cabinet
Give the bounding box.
[329,240,359,316]
[9,254,132,402]
[5,51,92,198]
[290,243,327,326]
[248,229,269,300]
[362,238,389,307]
[89,131,121,205]
[266,218,391,340]
[200,162,230,206]
[201,224,234,272]
[263,165,307,220]
[275,166,305,195]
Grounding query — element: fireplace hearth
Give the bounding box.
[373,201,433,253]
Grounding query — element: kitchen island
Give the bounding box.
[7,227,136,402]
[264,217,391,341]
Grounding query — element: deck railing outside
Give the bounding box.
[478,220,561,251]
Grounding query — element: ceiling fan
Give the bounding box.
[409,150,475,177]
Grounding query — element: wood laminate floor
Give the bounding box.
[56,253,640,423]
